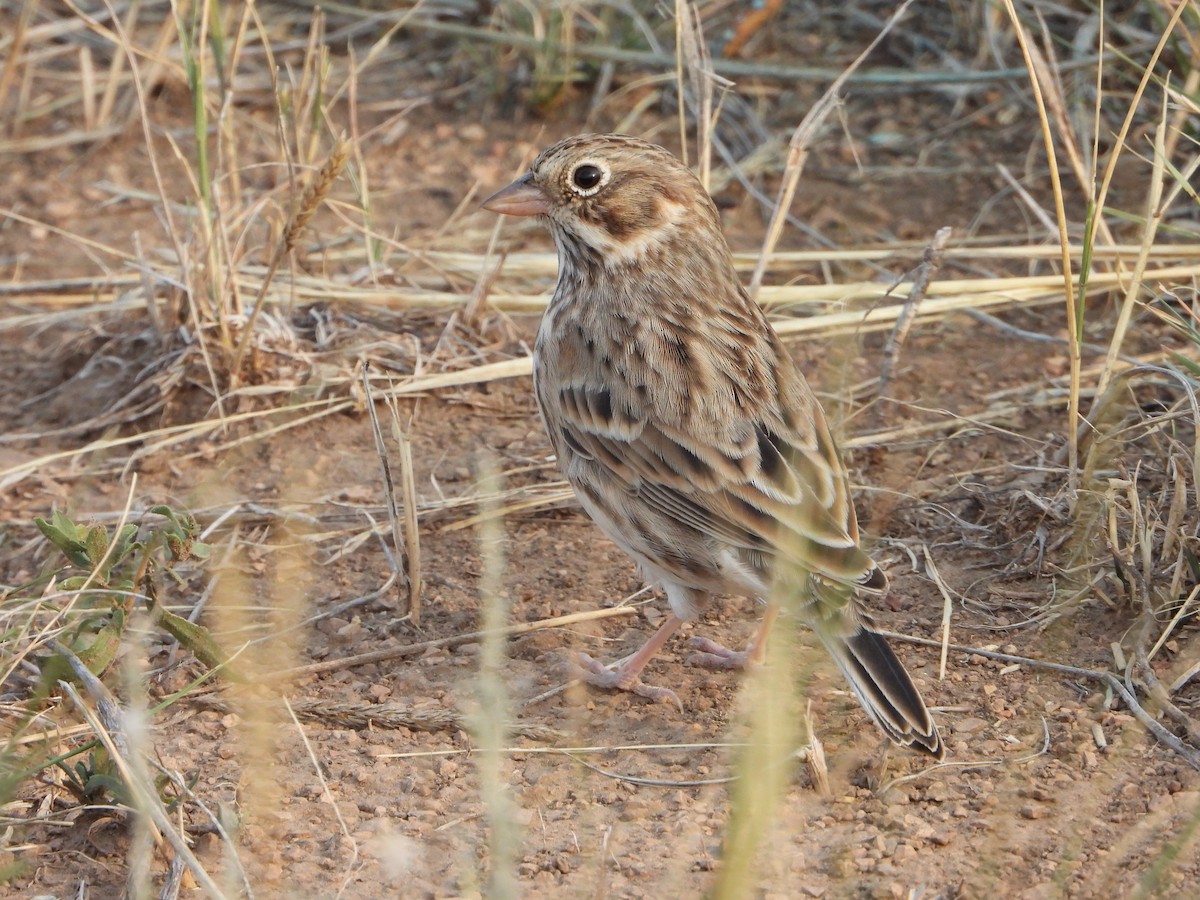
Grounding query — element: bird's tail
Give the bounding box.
[817,624,944,759]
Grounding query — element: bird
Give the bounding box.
[482,133,943,758]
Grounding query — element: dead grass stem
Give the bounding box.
[272,606,636,681]
[1003,0,1082,495]
[749,0,916,299]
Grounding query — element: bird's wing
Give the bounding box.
[550,365,881,593]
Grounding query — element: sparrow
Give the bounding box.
[482,133,942,758]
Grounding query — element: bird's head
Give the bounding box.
[482,133,724,270]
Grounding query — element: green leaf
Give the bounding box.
[52,510,84,540]
[111,524,140,566]
[1169,352,1200,377]
[74,608,125,676]
[149,504,180,526]
[35,609,126,696]
[34,516,91,568]
[85,525,109,569]
[154,607,246,682]
[86,773,129,805]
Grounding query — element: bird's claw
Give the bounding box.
[684,636,755,671]
[575,653,683,711]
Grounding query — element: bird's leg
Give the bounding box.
[685,604,780,670]
[576,613,684,708]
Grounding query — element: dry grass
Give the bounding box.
[2,0,1199,896]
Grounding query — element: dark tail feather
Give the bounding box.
[820,626,943,759]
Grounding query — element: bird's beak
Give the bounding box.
[481,174,551,217]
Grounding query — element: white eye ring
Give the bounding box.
[567,159,610,197]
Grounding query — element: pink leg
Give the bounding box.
[685,605,780,670]
[577,613,684,708]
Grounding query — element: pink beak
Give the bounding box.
[481,174,551,217]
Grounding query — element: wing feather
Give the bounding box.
[551,368,878,594]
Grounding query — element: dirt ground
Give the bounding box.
[3,6,1200,899]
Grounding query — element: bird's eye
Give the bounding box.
[569,162,608,196]
[573,165,602,189]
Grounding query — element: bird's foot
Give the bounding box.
[684,636,759,671]
[575,653,682,710]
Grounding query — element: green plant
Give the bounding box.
[26,505,236,697]
[52,744,198,813]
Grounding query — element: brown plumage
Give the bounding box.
[483,133,942,758]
